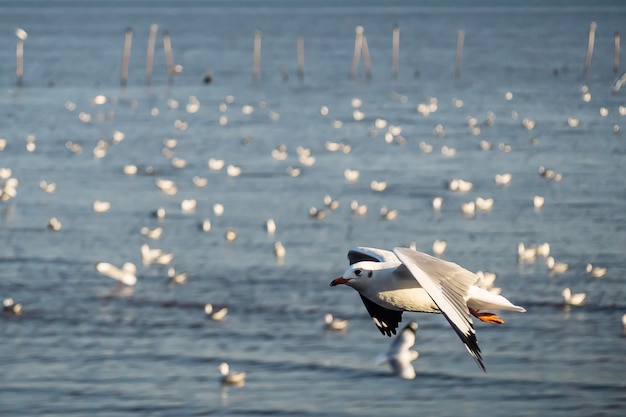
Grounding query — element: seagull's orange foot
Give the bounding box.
[470,308,504,324]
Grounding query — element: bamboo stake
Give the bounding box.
[392,24,399,79]
[361,34,372,79]
[145,24,158,85]
[583,21,596,76]
[297,35,305,80]
[120,28,133,87]
[455,29,464,79]
[253,30,262,82]
[163,30,175,83]
[350,26,364,78]
[614,31,620,75]
[16,28,27,87]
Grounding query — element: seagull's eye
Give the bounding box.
[354,269,362,277]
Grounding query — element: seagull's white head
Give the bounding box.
[330,261,381,290]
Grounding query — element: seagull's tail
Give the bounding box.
[468,286,526,313]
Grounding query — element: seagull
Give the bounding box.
[218,362,247,386]
[324,313,348,331]
[330,246,526,372]
[375,321,419,379]
[562,288,585,306]
[205,304,228,321]
[95,262,137,286]
[3,298,23,315]
[586,263,607,278]
[167,267,188,285]
[547,256,568,274]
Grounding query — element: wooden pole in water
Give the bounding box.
[16,41,24,87]
[252,30,262,82]
[583,21,596,76]
[614,31,620,75]
[350,26,364,78]
[163,30,175,83]
[392,24,399,79]
[297,35,305,80]
[455,29,464,79]
[120,28,133,87]
[361,34,372,79]
[16,28,27,87]
[145,24,158,85]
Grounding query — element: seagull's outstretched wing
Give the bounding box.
[359,294,403,336]
[348,246,399,265]
[393,247,485,372]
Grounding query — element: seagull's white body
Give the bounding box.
[95,261,137,286]
[218,362,247,385]
[331,246,526,371]
[562,288,586,306]
[376,321,420,379]
[324,313,348,331]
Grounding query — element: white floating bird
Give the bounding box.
[141,244,162,265]
[205,304,229,321]
[371,180,387,192]
[123,164,138,175]
[208,158,225,171]
[192,176,208,187]
[432,197,443,210]
[331,246,526,372]
[39,180,57,193]
[536,242,551,258]
[213,203,225,216]
[461,201,476,216]
[475,271,497,290]
[494,173,512,185]
[432,240,447,256]
[167,267,188,284]
[181,199,197,214]
[324,313,348,331]
[95,262,137,286]
[547,256,568,274]
[218,362,247,386]
[201,218,212,232]
[448,178,473,192]
[224,228,237,242]
[93,200,111,213]
[309,207,326,220]
[375,321,419,379]
[350,200,368,216]
[380,206,398,221]
[47,217,62,231]
[140,226,163,240]
[562,288,585,306]
[226,165,242,177]
[3,297,23,315]
[156,178,177,195]
[274,241,286,259]
[586,263,607,278]
[533,195,545,209]
[344,168,360,182]
[323,195,340,210]
[286,166,301,177]
[518,243,538,262]
[475,197,494,211]
[152,207,166,219]
[266,218,277,235]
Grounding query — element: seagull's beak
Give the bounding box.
[330,277,351,287]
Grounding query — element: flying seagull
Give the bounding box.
[331,246,526,371]
[375,321,420,379]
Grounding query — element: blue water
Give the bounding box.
[1,2,626,416]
